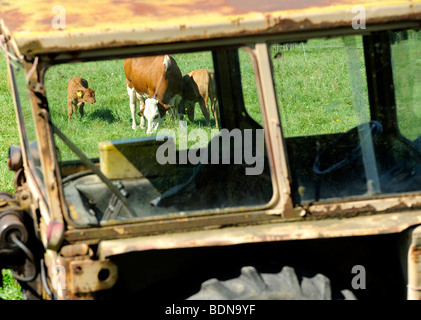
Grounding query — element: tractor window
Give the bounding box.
[272,33,421,205]
[273,37,368,138]
[45,48,273,225]
[391,30,421,140]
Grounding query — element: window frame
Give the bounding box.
[40,44,281,229]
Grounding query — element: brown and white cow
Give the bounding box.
[182,69,219,128]
[124,55,186,134]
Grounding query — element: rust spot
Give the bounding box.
[231,17,243,27]
[170,1,245,15]
[409,246,421,263]
[225,0,341,13]
[129,2,161,17]
[74,265,83,274]
[309,204,377,218]
[19,39,44,53]
[0,9,27,31]
[268,18,328,33]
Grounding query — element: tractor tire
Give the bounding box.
[187,266,356,300]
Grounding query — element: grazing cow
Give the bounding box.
[67,76,96,121]
[124,55,187,134]
[182,69,219,128]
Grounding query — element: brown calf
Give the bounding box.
[67,76,96,121]
[182,69,219,128]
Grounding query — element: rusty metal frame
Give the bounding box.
[23,58,67,250]
[2,1,421,57]
[1,24,57,250]
[5,20,421,236]
[97,210,421,260]
[52,24,421,243]
[3,0,421,300]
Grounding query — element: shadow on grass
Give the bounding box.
[88,108,117,124]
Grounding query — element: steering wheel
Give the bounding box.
[313,121,382,175]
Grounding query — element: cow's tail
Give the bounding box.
[152,55,170,99]
[163,55,170,72]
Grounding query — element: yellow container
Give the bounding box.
[99,136,175,180]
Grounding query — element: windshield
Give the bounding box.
[44,49,274,225]
[273,31,421,204]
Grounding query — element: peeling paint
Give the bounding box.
[1,1,420,56]
[96,210,421,259]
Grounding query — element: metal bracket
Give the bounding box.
[69,259,118,295]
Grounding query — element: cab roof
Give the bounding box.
[1,0,421,56]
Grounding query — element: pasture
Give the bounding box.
[1,34,418,299]
[38,37,369,165]
[45,51,219,162]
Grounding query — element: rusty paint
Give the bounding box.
[96,209,421,259]
[409,245,421,263]
[1,0,420,56]
[68,259,118,294]
[303,193,421,217]
[60,243,90,257]
[62,191,421,244]
[64,207,421,255]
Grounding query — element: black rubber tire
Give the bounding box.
[187,266,356,300]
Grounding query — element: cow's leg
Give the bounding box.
[127,85,138,130]
[203,92,213,127]
[210,96,219,129]
[139,99,146,129]
[79,103,85,119]
[68,100,73,122]
[198,97,210,126]
[76,102,84,119]
[74,104,79,119]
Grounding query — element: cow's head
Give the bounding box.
[143,97,173,135]
[180,100,195,122]
[78,88,96,104]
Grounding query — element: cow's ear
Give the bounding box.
[77,90,84,98]
[138,105,145,116]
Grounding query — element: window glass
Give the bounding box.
[273,37,368,138]
[239,49,263,126]
[271,36,384,203]
[45,49,273,225]
[392,30,421,140]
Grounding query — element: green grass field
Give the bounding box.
[0,33,419,299]
[45,51,220,162]
[38,37,368,165]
